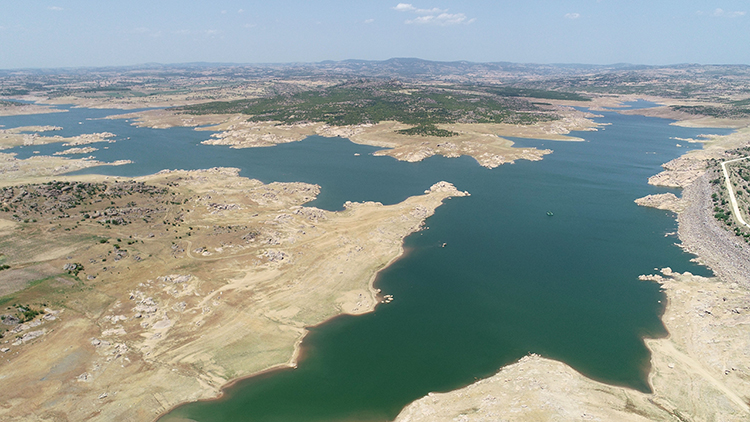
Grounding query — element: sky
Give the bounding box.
[1,1,749,69]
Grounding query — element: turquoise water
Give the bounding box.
[0,106,732,422]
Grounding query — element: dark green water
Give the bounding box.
[0,104,731,422]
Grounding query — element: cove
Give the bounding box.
[0,106,732,422]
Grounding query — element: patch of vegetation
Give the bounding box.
[173,80,560,127]
[47,86,132,98]
[17,305,40,322]
[671,105,750,119]
[0,180,169,225]
[64,263,84,277]
[714,207,732,222]
[708,154,750,243]
[521,65,750,100]
[0,88,30,96]
[397,124,458,137]
[475,86,590,101]
[1,304,41,323]
[0,100,24,107]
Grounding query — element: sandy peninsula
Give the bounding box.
[0,125,116,150]
[0,102,66,117]
[0,152,131,182]
[0,126,127,181]
[0,163,467,421]
[393,108,750,422]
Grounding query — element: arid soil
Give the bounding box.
[0,166,468,421]
[0,126,116,150]
[0,103,65,117]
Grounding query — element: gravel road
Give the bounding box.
[679,173,750,288]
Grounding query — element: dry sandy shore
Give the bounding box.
[0,103,65,117]
[0,126,129,182]
[0,125,117,150]
[394,114,750,422]
[0,152,131,181]
[0,164,467,421]
[113,107,601,168]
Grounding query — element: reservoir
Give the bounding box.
[0,104,732,421]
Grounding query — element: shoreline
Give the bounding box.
[0,103,67,117]
[156,235,418,421]
[157,340,304,419]
[156,186,465,421]
[111,108,601,168]
[0,161,469,421]
[678,174,750,288]
[2,97,747,421]
[393,114,750,421]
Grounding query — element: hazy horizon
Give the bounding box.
[1,1,749,69]
[3,57,750,72]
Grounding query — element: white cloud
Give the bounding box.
[697,8,746,18]
[48,6,63,11]
[173,29,190,35]
[394,3,416,12]
[714,8,745,17]
[565,13,580,19]
[364,18,375,24]
[221,10,227,14]
[394,3,447,14]
[204,29,220,36]
[406,12,474,26]
[416,7,447,14]
[394,3,474,26]
[238,9,245,14]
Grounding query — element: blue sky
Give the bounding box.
[1,1,748,69]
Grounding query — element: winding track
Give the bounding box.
[720,156,750,229]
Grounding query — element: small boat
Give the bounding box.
[546,211,554,216]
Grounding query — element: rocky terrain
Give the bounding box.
[0,167,468,421]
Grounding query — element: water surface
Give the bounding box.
[0,107,732,422]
